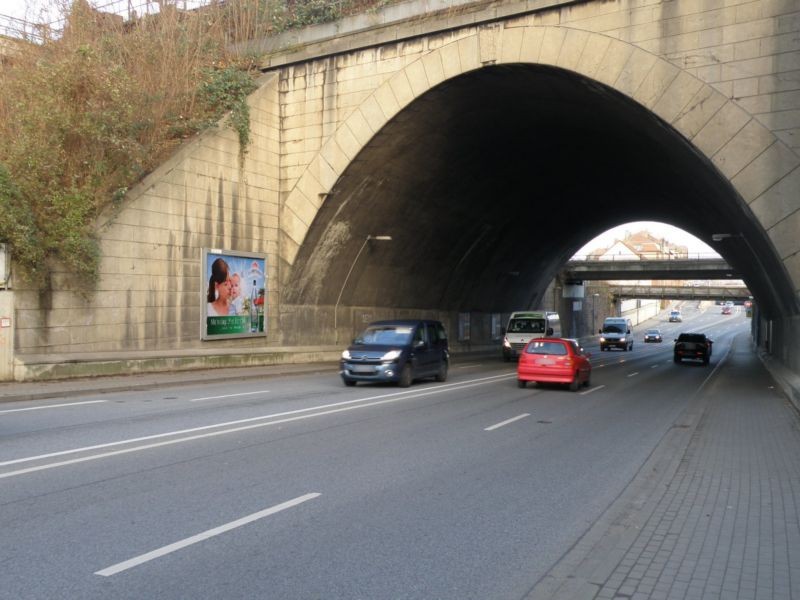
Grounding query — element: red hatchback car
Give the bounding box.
[517,338,592,391]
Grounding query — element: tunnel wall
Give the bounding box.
[276,21,800,312]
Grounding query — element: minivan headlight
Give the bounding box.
[341,350,351,360]
[381,350,402,361]
[599,336,606,342]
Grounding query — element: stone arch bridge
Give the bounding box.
[5,0,800,384]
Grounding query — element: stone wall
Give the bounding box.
[13,73,282,354]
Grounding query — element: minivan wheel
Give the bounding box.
[344,380,356,387]
[435,360,448,382]
[398,364,413,388]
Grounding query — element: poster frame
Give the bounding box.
[201,248,267,341]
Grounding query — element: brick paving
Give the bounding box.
[530,335,800,600]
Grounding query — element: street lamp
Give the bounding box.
[592,293,599,334]
[333,234,392,342]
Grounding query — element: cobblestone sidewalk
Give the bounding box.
[529,334,800,600]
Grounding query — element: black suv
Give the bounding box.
[340,319,449,387]
[674,333,713,365]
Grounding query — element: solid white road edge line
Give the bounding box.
[484,413,530,431]
[0,400,106,415]
[95,493,320,577]
[0,373,515,469]
[0,375,517,478]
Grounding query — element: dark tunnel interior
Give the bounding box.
[284,64,797,319]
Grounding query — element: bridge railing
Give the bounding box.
[569,251,722,261]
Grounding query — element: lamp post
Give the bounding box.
[592,292,599,334]
[334,234,392,343]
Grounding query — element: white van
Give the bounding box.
[502,311,561,361]
[599,317,633,351]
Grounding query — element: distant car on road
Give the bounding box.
[668,310,682,322]
[721,305,732,315]
[517,338,592,391]
[598,317,633,351]
[674,333,713,365]
[644,329,663,343]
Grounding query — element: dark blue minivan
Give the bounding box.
[340,319,449,387]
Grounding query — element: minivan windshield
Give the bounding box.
[508,318,545,333]
[355,325,414,345]
[602,324,625,333]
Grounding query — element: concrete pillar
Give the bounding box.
[0,291,13,381]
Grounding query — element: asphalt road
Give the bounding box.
[0,303,756,599]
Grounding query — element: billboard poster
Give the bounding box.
[202,249,266,340]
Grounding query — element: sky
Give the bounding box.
[574,221,718,258]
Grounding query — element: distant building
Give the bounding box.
[588,230,688,261]
[586,230,689,313]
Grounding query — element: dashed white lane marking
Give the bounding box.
[651,364,660,369]
[0,400,106,415]
[95,493,320,576]
[580,385,605,396]
[485,413,530,431]
[190,390,271,402]
[0,373,516,478]
[627,372,639,378]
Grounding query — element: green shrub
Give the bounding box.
[199,66,258,154]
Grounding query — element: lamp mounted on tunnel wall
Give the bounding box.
[334,234,393,343]
[711,233,739,242]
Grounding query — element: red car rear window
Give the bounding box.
[526,341,567,356]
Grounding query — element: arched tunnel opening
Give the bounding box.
[283,64,797,347]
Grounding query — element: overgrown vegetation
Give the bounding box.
[0,0,398,290]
